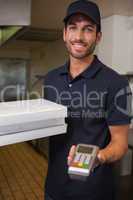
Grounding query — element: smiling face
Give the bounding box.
[63,14,101,60]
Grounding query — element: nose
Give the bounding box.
[75,29,83,41]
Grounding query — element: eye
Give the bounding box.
[68,25,77,31]
[84,27,94,32]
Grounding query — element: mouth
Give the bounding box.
[71,42,86,50]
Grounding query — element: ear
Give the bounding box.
[63,27,66,42]
[96,32,102,45]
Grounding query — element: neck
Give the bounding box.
[69,54,94,78]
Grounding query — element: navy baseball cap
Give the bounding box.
[63,0,101,30]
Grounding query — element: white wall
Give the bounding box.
[98,15,133,74]
[113,15,131,73]
[97,16,114,66]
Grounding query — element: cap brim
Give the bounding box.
[63,11,99,26]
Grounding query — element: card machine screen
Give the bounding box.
[77,146,93,154]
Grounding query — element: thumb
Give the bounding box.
[67,145,76,166]
[97,150,106,164]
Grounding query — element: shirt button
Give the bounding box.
[69,84,72,88]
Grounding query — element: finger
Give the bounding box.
[69,145,76,157]
[97,151,106,164]
[93,157,100,170]
[67,145,76,165]
[91,150,101,171]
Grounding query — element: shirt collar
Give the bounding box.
[59,55,102,79]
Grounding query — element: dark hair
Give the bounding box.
[96,24,101,33]
[64,19,101,33]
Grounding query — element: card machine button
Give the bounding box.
[84,155,91,164]
[78,163,83,167]
[71,162,78,167]
[74,153,82,162]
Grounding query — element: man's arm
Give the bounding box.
[67,125,129,165]
[97,124,129,163]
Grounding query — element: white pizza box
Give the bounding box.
[0,99,67,146]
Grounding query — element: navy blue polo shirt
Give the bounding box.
[44,56,131,200]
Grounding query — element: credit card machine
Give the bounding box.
[68,144,99,180]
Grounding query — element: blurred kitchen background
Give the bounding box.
[0,0,133,200]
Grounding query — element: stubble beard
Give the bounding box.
[66,41,97,59]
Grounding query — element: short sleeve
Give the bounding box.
[106,78,132,126]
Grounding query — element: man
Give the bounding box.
[44,0,131,200]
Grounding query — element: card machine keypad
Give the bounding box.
[71,153,92,169]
